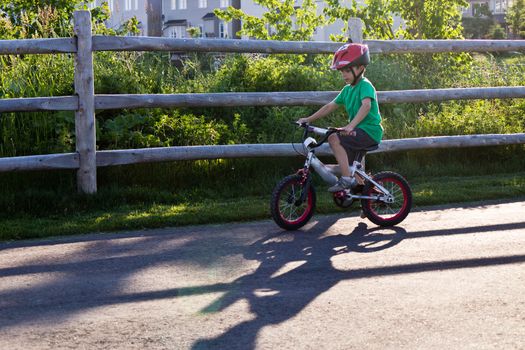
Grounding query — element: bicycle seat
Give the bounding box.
[352,144,379,163]
[356,144,379,152]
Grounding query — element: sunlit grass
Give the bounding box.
[1,172,524,242]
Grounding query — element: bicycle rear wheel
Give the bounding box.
[270,174,316,230]
[361,171,412,227]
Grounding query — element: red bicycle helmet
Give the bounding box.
[331,43,370,70]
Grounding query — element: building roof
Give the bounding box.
[202,12,216,20]
[164,19,188,27]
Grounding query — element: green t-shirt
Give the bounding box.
[333,77,383,143]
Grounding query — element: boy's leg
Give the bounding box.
[327,133,354,192]
[328,134,351,177]
[337,129,378,185]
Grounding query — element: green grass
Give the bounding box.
[0,43,523,242]
[1,171,524,242]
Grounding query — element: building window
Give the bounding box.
[219,21,228,38]
[494,0,509,13]
[169,26,186,38]
[171,0,176,10]
[125,0,138,10]
[472,2,489,17]
[198,0,207,8]
[220,0,229,8]
[178,0,187,10]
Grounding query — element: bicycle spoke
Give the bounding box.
[279,185,307,221]
[369,180,406,219]
[360,172,412,227]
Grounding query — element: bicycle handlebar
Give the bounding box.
[292,122,338,148]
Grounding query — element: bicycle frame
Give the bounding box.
[300,125,394,203]
[271,123,412,229]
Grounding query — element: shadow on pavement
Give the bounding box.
[191,219,525,349]
[0,216,524,350]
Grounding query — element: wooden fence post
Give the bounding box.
[348,17,364,44]
[74,11,97,194]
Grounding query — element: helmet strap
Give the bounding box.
[351,67,364,86]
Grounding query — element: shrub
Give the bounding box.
[99,110,249,149]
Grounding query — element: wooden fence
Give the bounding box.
[1,11,525,193]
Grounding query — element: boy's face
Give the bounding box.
[339,65,363,85]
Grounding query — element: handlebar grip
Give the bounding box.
[291,121,309,128]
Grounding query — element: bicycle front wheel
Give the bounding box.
[361,171,412,227]
[270,174,316,230]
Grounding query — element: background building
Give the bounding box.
[162,0,241,39]
[87,0,162,36]
[462,0,513,24]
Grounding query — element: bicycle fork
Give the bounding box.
[352,168,394,203]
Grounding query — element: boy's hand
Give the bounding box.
[296,118,309,125]
[337,125,356,136]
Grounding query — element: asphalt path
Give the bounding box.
[0,200,524,349]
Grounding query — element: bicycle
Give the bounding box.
[270,123,412,230]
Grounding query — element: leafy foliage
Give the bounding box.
[324,0,472,88]
[99,110,249,149]
[214,0,326,40]
[389,0,467,39]
[462,17,494,39]
[0,0,81,37]
[323,0,468,40]
[487,23,506,39]
[506,0,525,38]
[0,1,140,38]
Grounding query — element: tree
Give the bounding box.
[462,17,494,39]
[487,23,506,39]
[325,0,471,89]
[472,3,492,18]
[0,0,83,37]
[324,0,468,40]
[0,0,118,38]
[506,0,525,39]
[389,0,467,39]
[323,0,395,41]
[214,0,326,41]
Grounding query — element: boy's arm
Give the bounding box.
[297,101,339,124]
[339,98,371,135]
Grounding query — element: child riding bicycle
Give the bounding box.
[297,43,383,193]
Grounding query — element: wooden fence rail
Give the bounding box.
[0,96,78,112]
[94,133,525,167]
[94,87,525,109]
[2,87,525,112]
[0,11,524,193]
[2,36,525,56]
[0,38,76,54]
[2,133,524,172]
[91,36,525,54]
